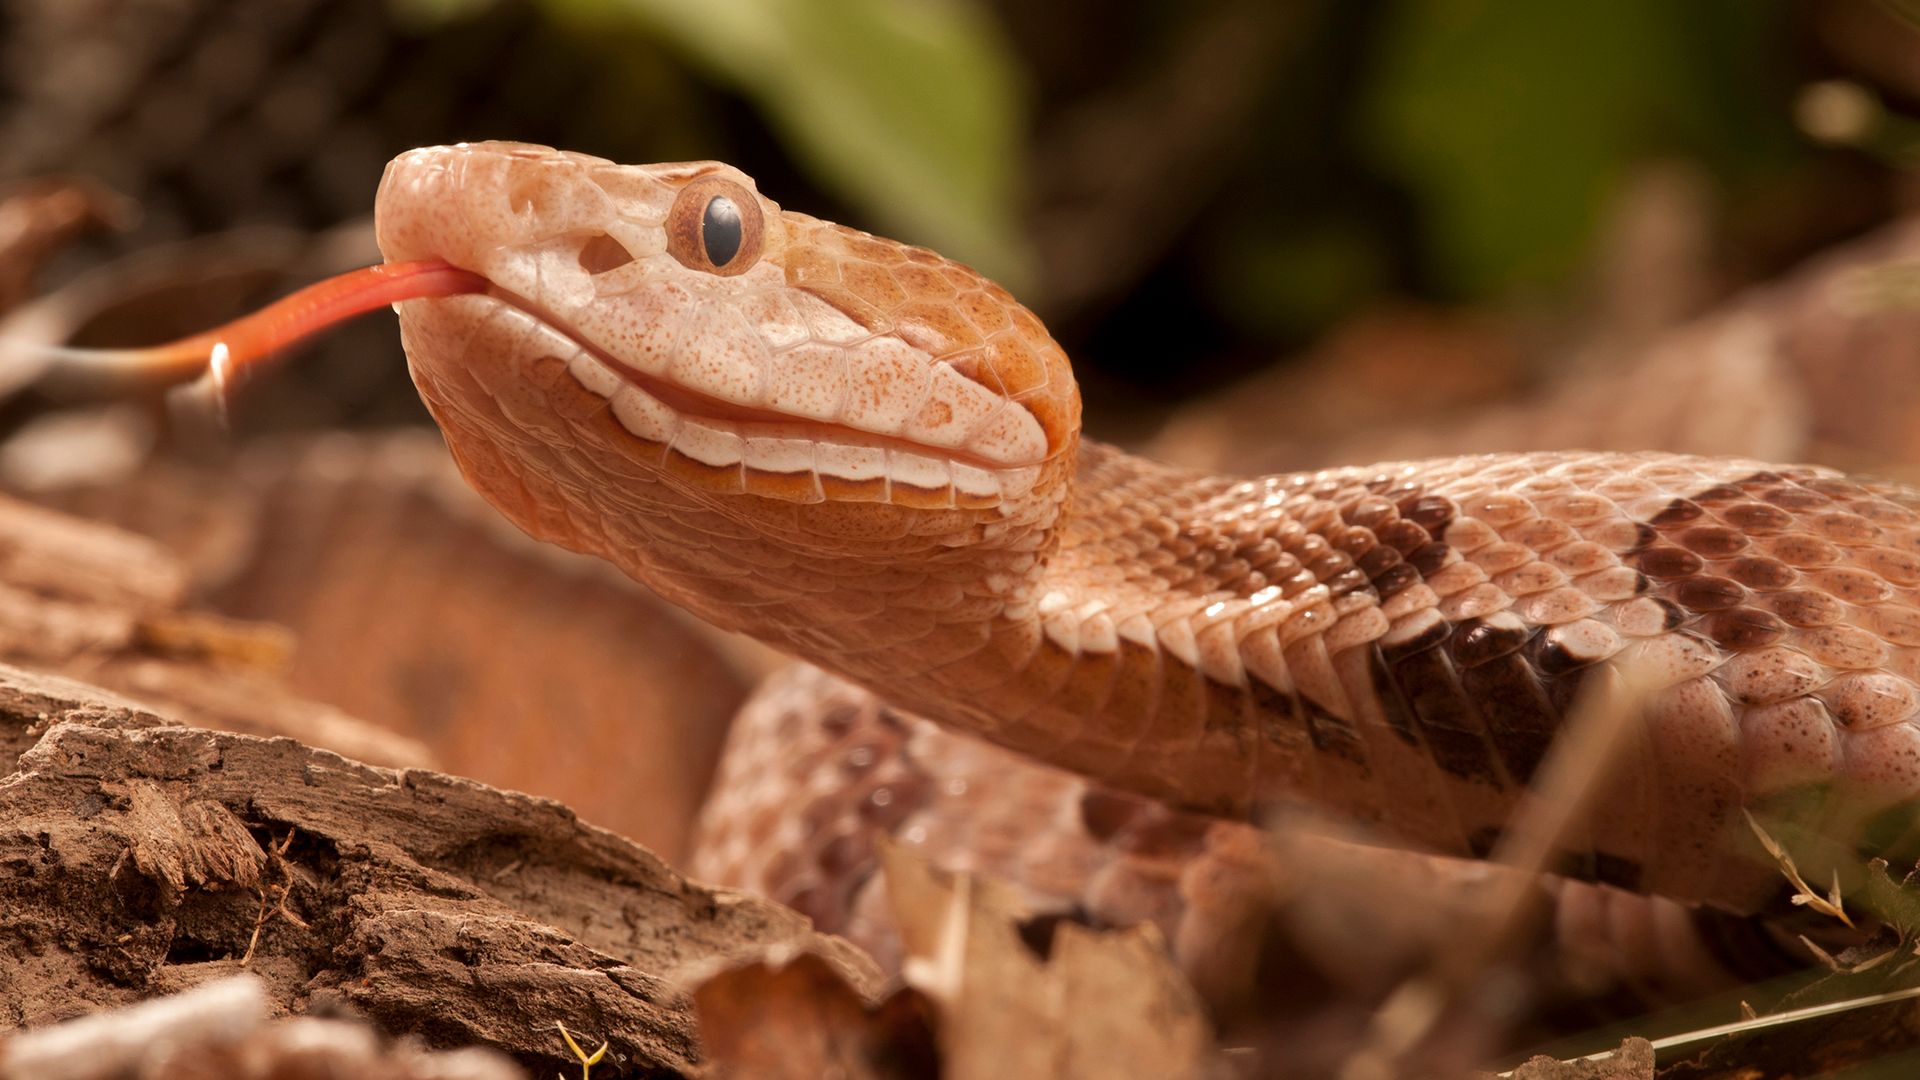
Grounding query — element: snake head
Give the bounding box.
[375,141,1079,555]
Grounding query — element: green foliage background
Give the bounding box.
[385,0,1905,399]
[1367,0,1796,295]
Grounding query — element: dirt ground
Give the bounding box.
[0,483,876,1076]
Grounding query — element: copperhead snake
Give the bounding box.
[101,141,1920,1015]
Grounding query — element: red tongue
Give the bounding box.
[105,258,487,377]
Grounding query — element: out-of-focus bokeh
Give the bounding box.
[6,0,1918,441]
[14,7,1920,1064]
[6,0,1920,855]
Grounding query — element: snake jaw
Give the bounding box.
[377,141,1083,708]
[377,142,1079,517]
[366,142,1920,916]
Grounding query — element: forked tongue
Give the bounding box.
[20,258,487,401]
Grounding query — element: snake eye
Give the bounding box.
[666,176,763,276]
[702,196,742,266]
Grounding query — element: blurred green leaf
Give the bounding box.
[1211,219,1387,339]
[1366,0,1791,297]
[546,0,1030,287]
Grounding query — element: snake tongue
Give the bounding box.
[37,258,488,381]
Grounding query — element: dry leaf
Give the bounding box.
[692,949,938,1080]
[879,840,1216,1080]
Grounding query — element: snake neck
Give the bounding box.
[430,381,1425,824]
[425,374,1265,811]
[879,440,1389,821]
[616,436,1315,823]
[374,144,1920,917]
[431,347,1920,913]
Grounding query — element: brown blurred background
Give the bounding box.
[6,0,1920,857]
[7,0,1920,441]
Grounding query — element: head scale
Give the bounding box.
[374,142,1080,632]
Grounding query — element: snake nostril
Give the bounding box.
[577,233,637,275]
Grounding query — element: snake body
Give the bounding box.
[690,663,1799,1019]
[375,142,1920,930]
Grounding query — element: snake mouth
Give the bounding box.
[82,239,1037,512]
[459,287,1024,509]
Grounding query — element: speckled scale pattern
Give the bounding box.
[988,450,1920,911]
[692,665,1168,968]
[695,665,1777,1016]
[378,143,1075,507]
[693,664,1318,1018]
[376,142,1920,916]
[778,213,1081,460]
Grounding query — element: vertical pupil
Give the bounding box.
[702,196,743,266]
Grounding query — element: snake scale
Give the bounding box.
[354,142,1920,1003]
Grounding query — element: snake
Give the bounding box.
[95,140,1920,1013]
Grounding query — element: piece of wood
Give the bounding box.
[0,662,880,1074]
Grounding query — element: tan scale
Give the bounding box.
[375,141,1920,922]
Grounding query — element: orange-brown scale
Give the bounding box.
[743,467,823,503]
[378,144,1920,921]
[819,474,890,503]
[694,665,1807,1028]
[779,215,1080,460]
